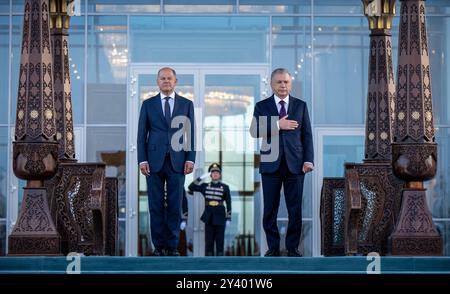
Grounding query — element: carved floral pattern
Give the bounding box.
[15,0,56,141]
[344,163,403,255]
[365,34,395,161]
[320,178,346,256]
[393,0,435,144]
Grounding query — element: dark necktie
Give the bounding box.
[164,97,171,125]
[279,100,287,118]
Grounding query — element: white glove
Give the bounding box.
[199,172,210,180]
[226,220,231,227]
[180,221,186,231]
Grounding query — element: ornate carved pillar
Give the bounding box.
[390,0,442,255]
[50,0,76,162]
[343,0,403,256]
[9,0,60,255]
[363,0,396,163]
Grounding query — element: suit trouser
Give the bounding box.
[205,224,225,256]
[261,154,304,251]
[147,155,185,250]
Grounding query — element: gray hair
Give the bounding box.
[158,67,177,78]
[271,68,291,81]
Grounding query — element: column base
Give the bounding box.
[8,188,61,255]
[389,189,442,256]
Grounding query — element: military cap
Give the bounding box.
[208,163,221,173]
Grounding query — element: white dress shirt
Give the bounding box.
[160,91,175,116]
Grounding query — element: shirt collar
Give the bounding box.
[160,92,176,100]
[274,94,289,105]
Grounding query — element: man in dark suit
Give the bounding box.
[250,68,314,257]
[137,67,195,256]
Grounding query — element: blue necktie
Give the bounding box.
[279,100,287,118]
[164,97,171,125]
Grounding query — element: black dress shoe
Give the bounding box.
[264,249,280,257]
[287,248,302,257]
[152,248,165,256]
[167,249,180,256]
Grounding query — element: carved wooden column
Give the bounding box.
[363,0,396,163]
[50,0,76,163]
[390,0,442,255]
[343,0,403,256]
[8,0,61,255]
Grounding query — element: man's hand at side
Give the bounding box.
[302,162,314,174]
[140,162,150,176]
[184,161,194,175]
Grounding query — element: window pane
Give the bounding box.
[138,193,150,256]
[314,17,367,124]
[86,127,126,222]
[225,195,258,255]
[118,219,125,256]
[323,135,364,177]
[314,0,363,15]
[221,165,244,192]
[244,164,255,192]
[240,0,310,14]
[0,16,8,124]
[164,0,235,14]
[12,0,24,13]
[428,16,450,125]
[0,127,7,219]
[301,220,312,256]
[272,17,312,105]
[435,222,450,256]
[88,0,160,13]
[68,15,85,124]
[426,127,450,218]
[204,74,259,165]
[0,0,8,13]
[427,1,450,14]
[10,16,22,125]
[86,126,126,165]
[130,16,269,63]
[87,16,127,124]
[303,174,312,218]
[0,220,5,256]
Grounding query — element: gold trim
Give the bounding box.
[207,201,219,207]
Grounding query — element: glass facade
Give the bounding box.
[1,0,450,256]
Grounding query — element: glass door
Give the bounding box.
[201,71,266,256]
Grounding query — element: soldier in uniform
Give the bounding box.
[188,163,231,256]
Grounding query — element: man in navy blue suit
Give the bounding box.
[250,68,314,257]
[137,67,195,256]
